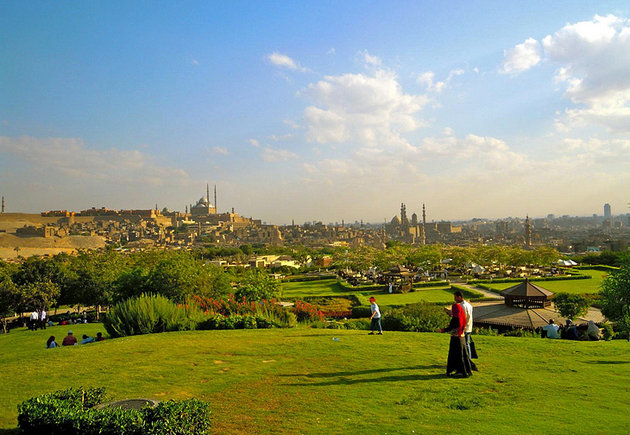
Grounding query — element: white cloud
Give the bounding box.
[212,146,228,155]
[501,37,541,73]
[248,139,260,147]
[301,69,429,148]
[503,15,630,132]
[361,50,382,66]
[0,136,190,185]
[418,69,464,93]
[261,147,298,162]
[267,52,307,72]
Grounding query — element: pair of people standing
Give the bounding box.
[440,291,477,377]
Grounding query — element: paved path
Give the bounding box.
[453,282,503,300]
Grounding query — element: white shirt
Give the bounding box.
[40,310,47,320]
[460,300,473,334]
[30,311,39,321]
[370,303,381,319]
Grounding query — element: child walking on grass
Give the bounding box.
[369,296,383,335]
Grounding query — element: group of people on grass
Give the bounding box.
[46,331,105,348]
[368,291,478,378]
[541,318,602,340]
[28,310,90,331]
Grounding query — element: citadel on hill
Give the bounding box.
[0,191,629,258]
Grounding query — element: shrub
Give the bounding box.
[143,399,212,435]
[103,294,195,337]
[381,302,450,332]
[602,322,615,341]
[18,388,211,435]
[344,319,370,330]
[351,306,372,318]
[292,300,325,322]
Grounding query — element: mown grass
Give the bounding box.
[480,269,609,294]
[1,325,629,434]
[282,279,460,306]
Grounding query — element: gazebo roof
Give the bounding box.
[503,279,554,297]
[472,301,605,329]
[384,265,414,276]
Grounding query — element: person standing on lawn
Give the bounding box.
[369,296,383,335]
[440,302,473,378]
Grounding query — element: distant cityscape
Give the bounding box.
[0,189,629,254]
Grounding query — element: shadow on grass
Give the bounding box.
[285,373,445,386]
[584,360,629,365]
[0,428,19,435]
[280,364,443,378]
[282,364,446,386]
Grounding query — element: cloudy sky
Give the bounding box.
[1,1,629,224]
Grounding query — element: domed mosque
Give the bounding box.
[190,184,217,217]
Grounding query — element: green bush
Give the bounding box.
[344,319,370,330]
[381,302,450,332]
[18,388,211,435]
[103,294,196,337]
[143,399,212,435]
[351,305,372,318]
[602,322,615,341]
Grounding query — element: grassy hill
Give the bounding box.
[1,325,629,434]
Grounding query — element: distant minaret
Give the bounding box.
[1,196,4,213]
[525,215,532,247]
[206,184,210,203]
[214,185,217,213]
[422,203,426,226]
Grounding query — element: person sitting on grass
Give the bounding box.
[62,331,78,346]
[81,334,94,344]
[368,296,383,335]
[542,319,560,339]
[46,336,58,349]
[95,332,105,342]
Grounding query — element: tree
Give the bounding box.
[235,269,280,302]
[600,260,630,340]
[553,292,590,320]
[0,273,20,333]
[18,280,60,314]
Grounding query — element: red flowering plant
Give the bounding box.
[292,300,325,322]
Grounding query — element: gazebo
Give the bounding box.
[503,279,553,308]
[472,279,605,330]
[383,265,414,293]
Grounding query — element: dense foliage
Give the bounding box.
[552,293,590,320]
[103,294,198,337]
[381,302,450,332]
[17,387,211,435]
[600,258,630,340]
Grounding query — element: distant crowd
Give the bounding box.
[28,309,90,331]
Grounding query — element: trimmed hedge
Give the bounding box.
[469,275,590,285]
[449,284,485,300]
[282,274,336,282]
[18,387,211,435]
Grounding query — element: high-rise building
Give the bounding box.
[604,203,611,218]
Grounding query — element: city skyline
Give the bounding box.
[2,1,630,224]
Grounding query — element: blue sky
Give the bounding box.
[1,1,629,224]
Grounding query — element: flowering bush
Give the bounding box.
[190,295,298,328]
[292,300,325,322]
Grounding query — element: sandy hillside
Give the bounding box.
[0,234,107,259]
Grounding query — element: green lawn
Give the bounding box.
[481,269,609,294]
[281,279,469,306]
[1,325,629,434]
